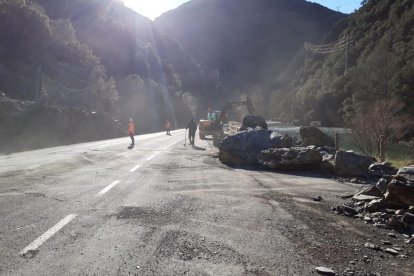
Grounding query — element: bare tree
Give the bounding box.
[350,98,406,155]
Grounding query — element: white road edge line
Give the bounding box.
[146,140,181,161]
[129,164,141,172]
[97,180,121,196]
[19,214,78,256]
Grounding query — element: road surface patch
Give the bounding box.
[97,180,121,196]
[19,214,78,257]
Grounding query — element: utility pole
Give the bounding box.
[345,35,349,73]
[304,42,308,71]
[34,65,42,101]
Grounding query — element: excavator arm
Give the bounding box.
[219,96,255,122]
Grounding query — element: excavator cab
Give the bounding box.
[198,109,222,139]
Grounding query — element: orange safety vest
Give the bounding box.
[128,122,135,134]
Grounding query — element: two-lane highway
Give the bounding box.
[0,130,186,275]
[1,130,413,275]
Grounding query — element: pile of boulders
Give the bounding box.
[218,125,377,177]
[333,165,414,239]
[218,125,414,238]
[219,128,292,165]
[258,147,322,170]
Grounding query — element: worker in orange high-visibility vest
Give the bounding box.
[128,118,135,146]
[165,120,172,135]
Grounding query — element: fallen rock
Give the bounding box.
[334,151,376,176]
[334,204,359,217]
[241,115,268,130]
[384,166,414,207]
[315,266,336,275]
[395,209,406,215]
[317,146,336,159]
[312,196,323,202]
[219,129,292,165]
[353,185,384,199]
[258,147,322,170]
[364,242,381,251]
[387,233,398,238]
[397,166,414,182]
[364,198,386,212]
[363,216,373,223]
[353,194,382,202]
[402,212,414,224]
[368,162,398,178]
[386,217,409,233]
[384,248,399,256]
[299,126,334,147]
[376,176,394,193]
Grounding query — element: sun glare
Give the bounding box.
[122,0,189,20]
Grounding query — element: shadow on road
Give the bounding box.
[192,145,206,151]
[224,163,349,180]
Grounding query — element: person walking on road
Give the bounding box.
[128,118,135,146]
[165,120,172,135]
[186,118,197,146]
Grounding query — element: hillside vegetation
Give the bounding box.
[0,0,200,152]
[278,0,414,132]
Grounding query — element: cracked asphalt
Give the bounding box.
[0,130,413,275]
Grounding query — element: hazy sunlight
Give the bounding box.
[123,0,190,20]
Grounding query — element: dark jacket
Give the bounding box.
[186,121,197,134]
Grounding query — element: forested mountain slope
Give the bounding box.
[0,0,201,152]
[279,0,414,128]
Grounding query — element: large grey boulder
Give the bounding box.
[384,166,414,207]
[219,128,292,165]
[241,115,268,130]
[258,146,322,170]
[299,126,334,147]
[368,162,398,177]
[334,151,376,176]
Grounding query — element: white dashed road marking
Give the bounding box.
[19,214,78,256]
[129,164,141,172]
[96,180,121,196]
[16,134,184,256]
[146,140,181,161]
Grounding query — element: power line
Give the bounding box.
[43,74,89,93]
[304,36,352,73]
[304,37,351,54]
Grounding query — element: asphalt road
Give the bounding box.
[0,130,413,276]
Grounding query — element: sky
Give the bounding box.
[122,0,363,20]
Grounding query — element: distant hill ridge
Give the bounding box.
[155,0,345,115]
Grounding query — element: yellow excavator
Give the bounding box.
[198,96,256,140]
